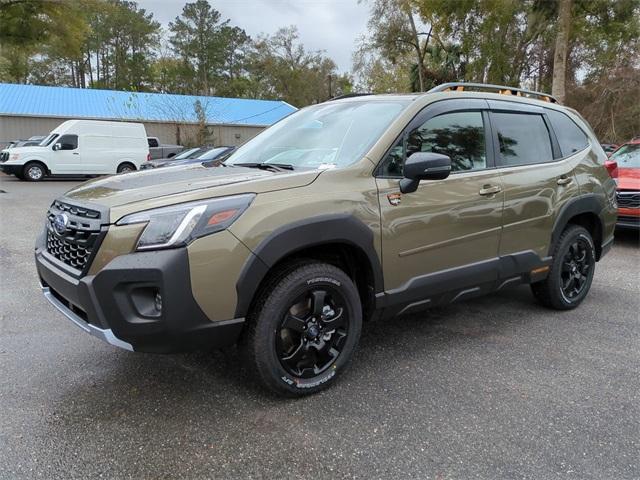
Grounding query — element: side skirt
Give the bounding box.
[375,250,552,319]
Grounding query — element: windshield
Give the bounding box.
[612,144,640,168]
[39,133,59,147]
[226,100,409,169]
[173,147,200,160]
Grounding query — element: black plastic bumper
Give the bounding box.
[35,241,244,353]
[616,215,640,230]
[0,164,22,175]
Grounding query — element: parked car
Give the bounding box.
[609,139,640,229]
[142,146,235,170]
[0,120,149,181]
[35,83,617,396]
[140,147,202,170]
[147,136,183,159]
[601,143,618,155]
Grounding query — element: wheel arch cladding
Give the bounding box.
[550,194,605,260]
[233,214,383,319]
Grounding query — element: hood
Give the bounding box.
[63,163,321,212]
[618,168,640,191]
[5,145,45,155]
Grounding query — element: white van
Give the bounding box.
[0,120,149,181]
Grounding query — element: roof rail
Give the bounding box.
[428,82,558,104]
[329,93,374,101]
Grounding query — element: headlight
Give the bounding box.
[10,153,19,161]
[116,194,255,251]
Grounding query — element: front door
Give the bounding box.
[375,101,504,308]
[51,134,82,173]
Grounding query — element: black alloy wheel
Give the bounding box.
[559,237,592,302]
[241,262,362,396]
[531,224,596,310]
[276,288,349,378]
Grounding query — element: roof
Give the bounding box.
[0,83,297,126]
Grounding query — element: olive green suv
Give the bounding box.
[35,83,617,396]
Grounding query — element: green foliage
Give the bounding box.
[247,26,348,105]
[357,0,640,141]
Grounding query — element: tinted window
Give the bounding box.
[492,113,553,166]
[148,138,159,148]
[546,109,588,156]
[57,134,78,150]
[379,111,487,177]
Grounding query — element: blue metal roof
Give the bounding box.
[0,83,296,126]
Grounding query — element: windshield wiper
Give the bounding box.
[234,162,295,172]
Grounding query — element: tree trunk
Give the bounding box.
[552,0,572,103]
[406,7,424,92]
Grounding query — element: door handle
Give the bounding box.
[72,152,79,155]
[479,185,502,196]
[557,175,572,185]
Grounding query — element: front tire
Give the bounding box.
[23,162,46,181]
[241,262,362,397]
[117,162,136,174]
[531,225,596,310]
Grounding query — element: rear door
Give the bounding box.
[489,101,581,260]
[375,99,504,305]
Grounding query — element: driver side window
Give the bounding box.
[379,111,487,177]
[57,134,78,151]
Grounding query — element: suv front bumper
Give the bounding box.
[35,242,244,353]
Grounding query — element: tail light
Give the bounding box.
[605,160,618,179]
[146,153,151,162]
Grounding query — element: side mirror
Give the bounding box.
[399,152,452,194]
[52,143,61,151]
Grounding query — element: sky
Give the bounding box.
[136,0,371,73]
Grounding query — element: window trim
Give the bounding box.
[374,98,496,178]
[489,110,559,169]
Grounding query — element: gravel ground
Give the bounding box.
[1,174,639,479]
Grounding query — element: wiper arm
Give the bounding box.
[234,162,295,172]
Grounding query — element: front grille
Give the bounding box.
[45,200,105,273]
[0,151,8,163]
[617,191,640,209]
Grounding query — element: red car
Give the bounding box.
[610,139,640,229]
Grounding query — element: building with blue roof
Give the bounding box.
[0,83,297,147]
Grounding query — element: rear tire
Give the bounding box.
[531,225,596,310]
[117,162,136,174]
[23,162,46,181]
[241,262,362,397]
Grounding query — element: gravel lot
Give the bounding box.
[1,174,639,479]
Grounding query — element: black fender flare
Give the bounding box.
[549,193,605,256]
[233,214,383,318]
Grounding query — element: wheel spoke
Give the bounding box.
[282,313,306,333]
[321,307,345,331]
[562,275,573,292]
[570,242,579,258]
[281,339,306,364]
[310,290,327,316]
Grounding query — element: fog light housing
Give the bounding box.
[129,287,163,319]
[154,292,163,312]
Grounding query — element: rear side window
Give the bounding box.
[148,138,159,148]
[492,112,553,167]
[546,109,589,156]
